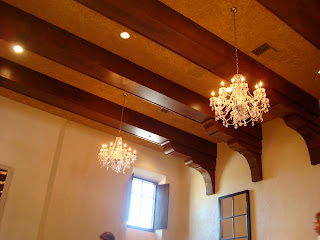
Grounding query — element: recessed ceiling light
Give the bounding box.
[13,45,23,53]
[318,70,320,74]
[120,32,130,39]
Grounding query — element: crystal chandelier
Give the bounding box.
[98,93,137,173]
[209,7,269,129]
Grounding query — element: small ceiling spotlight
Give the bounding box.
[120,32,130,39]
[13,45,23,53]
[318,70,320,74]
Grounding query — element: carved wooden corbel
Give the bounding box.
[268,89,320,165]
[203,119,263,182]
[227,139,263,182]
[284,114,320,165]
[161,140,216,195]
[185,159,215,195]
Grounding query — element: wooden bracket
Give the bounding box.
[227,139,263,182]
[185,159,215,195]
[284,114,320,165]
[161,140,216,195]
[269,89,320,165]
[203,119,263,182]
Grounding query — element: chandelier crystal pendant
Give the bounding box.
[209,7,270,129]
[98,93,137,173]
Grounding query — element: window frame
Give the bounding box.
[0,164,13,225]
[218,190,251,240]
[127,176,158,232]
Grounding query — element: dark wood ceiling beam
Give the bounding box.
[0,1,208,124]
[74,0,320,117]
[0,57,217,194]
[0,1,261,142]
[0,57,217,156]
[257,0,320,50]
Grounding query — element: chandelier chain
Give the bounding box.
[233,8,239,74]
[118,93,127,136]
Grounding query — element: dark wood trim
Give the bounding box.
[74,0,320,117]
[0,1,262,144]
[257,0,320,50]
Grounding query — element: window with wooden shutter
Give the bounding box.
[127,177,169,231]
[0,166,12,224]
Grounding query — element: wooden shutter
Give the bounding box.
[153,184,169,229]
[0,169,8,199]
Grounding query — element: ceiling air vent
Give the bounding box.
[252,43,272,56]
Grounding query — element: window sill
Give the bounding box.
[126,224,154,232]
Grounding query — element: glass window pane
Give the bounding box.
[234,193,247,216]
[221,197,233,218]
[127,193,141,226]
[221,218,233,239]
[142,181,155,198]
[132,178,142,194]
[234,215,248,238]
[138,196,155,229]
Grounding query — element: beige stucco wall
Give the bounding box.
[0,96,190,240]
[1,95,319,240]
[187,118,320,240]
[0,96,65,240]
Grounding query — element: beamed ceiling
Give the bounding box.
[0,0,319,195]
